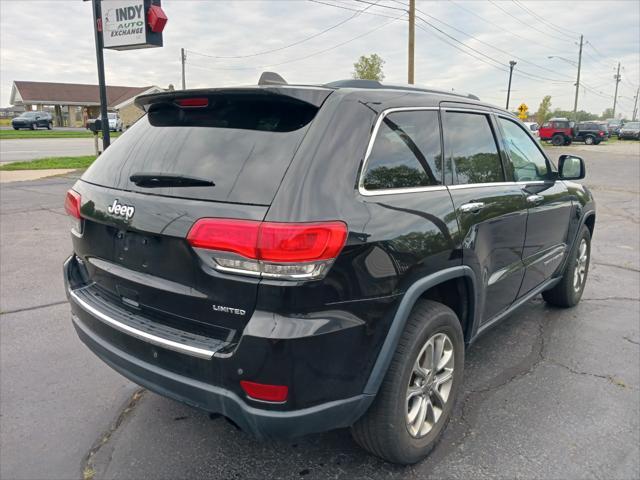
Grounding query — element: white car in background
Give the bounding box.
[524,121,540,138]
[108,112,123,132]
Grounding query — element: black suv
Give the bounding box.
[63,79,595,464]
[11,111,53,130]
[573,121,607,145]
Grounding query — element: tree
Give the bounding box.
[536,95,552,125]
[601,108,615,120]
[353,54,385,81]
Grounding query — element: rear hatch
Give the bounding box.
[71,87,332,343]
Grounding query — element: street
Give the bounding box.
[0,137,102,163]
[0,145,638,479]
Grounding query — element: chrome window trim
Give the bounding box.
[69,289,216,360]
[358,107,441,197]
[448,180,548,190]
[441,107,494,115]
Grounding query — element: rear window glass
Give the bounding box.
[362,110,442,191]
[81,95,319,205]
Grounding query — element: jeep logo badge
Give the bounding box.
[107,199,135,220]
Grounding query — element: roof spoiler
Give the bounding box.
[258,72,288,86]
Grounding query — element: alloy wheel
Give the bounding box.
[573,238,588,292]
[405,332,454,438]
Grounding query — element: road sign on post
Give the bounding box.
[518,103,528,120]
[87,0,167,151]
[101,0,166,50]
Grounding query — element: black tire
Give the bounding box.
[351,300,464,464]
[542,225,591,308]
[47,122,52,130]
[584,135,595,145]
[551,134,564,146]
[13,126,19,130]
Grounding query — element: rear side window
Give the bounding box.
[443,112,504,184]
[362,110,442,191]
[81,94,320,205]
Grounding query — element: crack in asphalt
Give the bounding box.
[623,336,640,346]
[448,310,637,455]
[0,300,68,315]
[582,296,640,302]
[545,358,636,390]
[82,388,145,480]
[593,261,640,273]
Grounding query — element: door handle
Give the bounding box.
[459,202,485,213]
[526,194,544,204]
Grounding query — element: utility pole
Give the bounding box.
[632,86,639,121]
[573,34,583,121]
[612,62,621,118]
[408,0,415,84]
[90,0,110,149]
[506,60,516,110]
[181,48,187,90]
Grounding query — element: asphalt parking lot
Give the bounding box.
[1,143,639,479]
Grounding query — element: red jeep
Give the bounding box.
[539,117,573,146]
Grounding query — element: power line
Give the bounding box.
[352,0,407,13]
[511,0,580,39]
[488,0,575,45]
[398,0,576,80]
[187,12,406,71]
[307,0,402,20]
[447,0,562,52]
[188,1,380,59]
[412,12,572,84]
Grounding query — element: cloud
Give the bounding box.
[1,0,638,117]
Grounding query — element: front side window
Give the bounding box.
[498,117,549,182]
[362,110,442,191]
[443,112,504,184]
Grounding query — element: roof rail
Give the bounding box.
[324,79,480,101]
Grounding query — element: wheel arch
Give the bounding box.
[363,266,477,396]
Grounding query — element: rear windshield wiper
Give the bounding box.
[130,173,215,188]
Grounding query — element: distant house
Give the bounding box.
[0,105,25,119]
[9,81,162,127]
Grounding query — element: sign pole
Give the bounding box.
[91,0,111,150]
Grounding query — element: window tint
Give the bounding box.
[82,95,319,205]
[498,117,549,182]
[443,112,504,184]
[362,110,442,191]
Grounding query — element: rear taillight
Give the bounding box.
[599,131,604,136]
[64,190,81,219]
[187,219,348,280]
[240,380,288,403]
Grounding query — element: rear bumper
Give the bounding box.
[64,255,375,439]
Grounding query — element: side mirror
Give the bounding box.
[558,154,585,180]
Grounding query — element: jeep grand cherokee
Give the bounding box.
[64,78,595,464]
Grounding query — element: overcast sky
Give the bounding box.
[1,0,639,117]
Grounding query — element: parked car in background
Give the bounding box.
[595,122,611,138]
[11,111,53,130]
[63,78,595,464]
[606,119,623,136]
[524,121,540,138]
[539,117,573,145]
[618,121,640,140]
[86,113,123,132]
[108,112,123,132]
[573,121,607,145]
